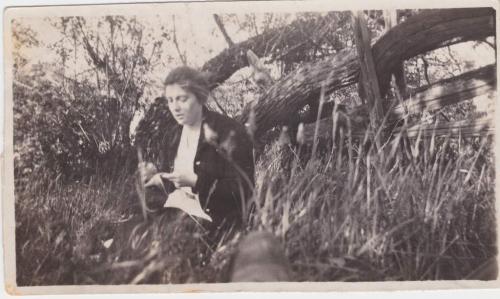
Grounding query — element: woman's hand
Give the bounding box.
[144,172,167,190]
[161,171,198,188]
[139,162,158,184]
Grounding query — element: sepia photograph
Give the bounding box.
[2,0,499,295]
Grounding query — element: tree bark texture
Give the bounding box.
[232,8,494,137]
[201,15,339,89]
[351,10,384,127]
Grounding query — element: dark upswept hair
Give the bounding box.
[163,66,210,104]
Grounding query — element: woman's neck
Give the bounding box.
[183,106,203,131]
[184,118,202,131]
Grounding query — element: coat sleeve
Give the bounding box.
[143,176,175,210]
[193,128,254,213]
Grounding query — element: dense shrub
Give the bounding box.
[13,70,137,188]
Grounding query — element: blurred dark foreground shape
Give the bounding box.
[464,257,498,280]
[229,231,292,282]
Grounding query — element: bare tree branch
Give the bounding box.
[213,14,235,47]
[120,29,142,103]
[481,38,495,49]
[171,15,187,65]
[447,45,462,73]
[201,14,343,88]
[420,55,431,85]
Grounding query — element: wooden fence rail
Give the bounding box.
[390,65,496,121]
[300,10,495,144]
[235,8,494,139]
[395,117,495,138]
[302,63,496,143]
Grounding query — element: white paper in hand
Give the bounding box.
[164,189,213,222]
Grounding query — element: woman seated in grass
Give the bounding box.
[140,66,255,240]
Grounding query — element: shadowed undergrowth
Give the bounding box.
[254,133,496,281]
[15,125,497,285]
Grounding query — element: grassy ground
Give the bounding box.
[14,127,497,285]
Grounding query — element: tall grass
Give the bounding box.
[253,130,495,281]
[15,119,496,284]
[15,170,132,285]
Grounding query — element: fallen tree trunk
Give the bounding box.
[301,64,496,143]
[302,64,495,125]
[234,8,494,137]
[396,117,495,138]
[201,14,343,88]
[302,114,366,144]
[302,113,495,144]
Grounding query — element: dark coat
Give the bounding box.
[150,107,254,233]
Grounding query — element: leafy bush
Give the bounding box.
[13,69,138,188]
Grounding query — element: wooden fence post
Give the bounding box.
[351,11,385,134]
[384,10,407,98]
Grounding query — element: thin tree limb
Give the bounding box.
[213,14,235,47]
[421,55,431,86]
[171,15,187,65]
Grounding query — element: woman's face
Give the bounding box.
[165,83,203,126]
